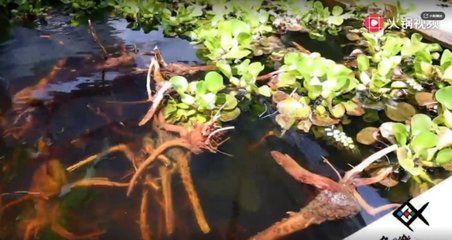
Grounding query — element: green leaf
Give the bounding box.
[393,123,409,146]
[435,148,452,165]
[411,114,433,136]
[277,98,310,119]
[440,49,452,67]
[199,93,217,110]
[220,108,241,122]
[410,131,438,153]
[443,66,452,81]
[331,6,343,16]
[216,62,232,78]
[204,72,224,93]
[435,86,452,109]
[170,76,188,95]
[257,85,271,97]
[357,55,370,72]
[385,102,416,122]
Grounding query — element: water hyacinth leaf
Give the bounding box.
[181,94,196,105]
[363,110,380,123]
[356,127,378,145]
[217,62,232,78]
[216,93,238,110]
[385,102,416,122]
[204,72,225,93]
[276,114,295,130]
[297,119,312,133]
[310,113,340,126]
[443,66,452,82]
[343,100,365,116]
[330,103,345,118]
[170,76,188,94]
[277,98,310,119]
[393,123,409,146]
[331,6,343,16]
[220,108,241,122]
[379,122,397,143]
[441,49,452,67]
[257,85,271,97]
[410,131,438,153]
[435,148,452,165]
[415,92,435,106]
[199,93,217,110]
[435,86,452,109]
[397,147,431,182]
[411,114,433,136]
[357,54,370,72]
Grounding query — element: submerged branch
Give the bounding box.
[69,178,129,188]
[343,144,398,182]
[139,81,173,126]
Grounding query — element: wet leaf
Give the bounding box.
[435,86,452,109]
[257,85,271,97]
[410,131,438,153]
[330,103,345,118]
[204,71,224,93]
[310,113,340,126]
[385,102,416,122]
[343,100,365,116]
[220,108,240,122]
[415,92,435,106]
[277,98,310,119]
[357,55,369,72]
[356,127,378,145]
[435,148,452,165]
[170,76,188,95]
[411,114,433,136]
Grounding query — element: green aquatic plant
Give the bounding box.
[108,0,162,31]
[163,72,240,125]
[273,1,353,40]
[161,3,204,36]
[357,114,452,184]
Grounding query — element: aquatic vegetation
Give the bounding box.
[2,0,452,239]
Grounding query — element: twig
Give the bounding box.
[321,156,342,181]
[175,152,211,233]
[88,19,108,58]
[343,144,398,182]
[139,81,173,126]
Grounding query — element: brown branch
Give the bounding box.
[159,166,174,235]
[139,81,173,126]
[175,152,211,233]
[270,151,341,191]
[127,139,192,196]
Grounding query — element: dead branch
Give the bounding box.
[69,178,130,188]
[139,81,173,126]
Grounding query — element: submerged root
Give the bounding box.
[51,223,106,240]
[140,187,152,240]
[175,152,211,233]
[67,144,134,172]
[69,178,130,188]
[127,139,191,196]
[159,166,174,236]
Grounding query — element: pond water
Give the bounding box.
[0,11,401,240]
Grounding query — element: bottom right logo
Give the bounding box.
[393,198,430,231]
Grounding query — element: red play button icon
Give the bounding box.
[364,13,384,32]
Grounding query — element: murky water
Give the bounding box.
[0,11,398,240]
